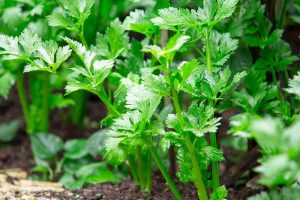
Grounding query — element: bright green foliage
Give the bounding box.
[0,66,15,99]
[47,0,94,31]
[286,72,300,98]
[1,0,300,198]
[0,29,41,60]
[105,79,163,163]
[124,9,159,37]
[202,31,238,67]
[63,37,114,95]
[183,67,246,101]
[166,103,221,138]
[75,162,118,184]
[248,186,300,200]
[143,34,190,62]
[200,0,239,25]
[0,29,71,73]
[250,117,300,186]
[151,7,199,30]
[210,185,228,200]
[152,0,239,30]
[92,19,129,59]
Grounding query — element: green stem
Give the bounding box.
[205,27,220,192]
[210,132,219,191]
[144,138,183,200]
[277,0,288,28]
[70,91,88,124]
[144,150,152,193]
[40,73,49,132]
[97,90,120,117]
[283,68,289,88]
[171,87,208,200]
[137,147,144,189]
[128,155,139,185]
[16,72,30,131]
[271,69,278,85]
[205,28,212,73]
[78,30,89,49]
[70,26,89,125]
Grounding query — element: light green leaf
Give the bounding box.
[286,72,300,97]
[0,70,15,99]
[0,119,20,142]
[76,162,119,183]
[31,133,64,160]
[64,139,90,159]
[59,173,84,189]
[92,19,129,59]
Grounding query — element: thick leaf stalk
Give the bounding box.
[171,87,209,200]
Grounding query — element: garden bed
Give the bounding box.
[0,90,261,200]
[1,0,300,200]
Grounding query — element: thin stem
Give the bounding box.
[205,27,220,192]
[171,87,209,200]
[277,0,288,28]
[277,0,290,89]
[78,26,89,49]
[71,26,89,125]
[70,91,88,124]
[144,150,152,193]
[283,68,289,88]
[128,155,139,185]
[40,72,49,132]
[205,28,212,73]
[210,132,219,191]
[97,90,120,117]
[16,72,30,131]
[137,147,144,189]
[144,138,183,200]
[272,69,278,85]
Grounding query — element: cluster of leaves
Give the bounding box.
[100,0,246,199]
[1,0,300,199]
[30,131,119,189]
[0,0,154,190]
[250,117,300,186]
[224,0,300,198]
[248,185,300,200]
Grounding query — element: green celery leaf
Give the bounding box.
[64,139,90,159]
[76,162,119,183]
[151,7,199,30]
[210,185,227,200]
[59,173,84,189]
[286,72,300,98]
[143,34,190,61]
[0,119,20,142]
[202,31,238,67]
[124,9,159,37]
[0,69,15,99]
[92,19,129,59]
[31,133,64,160]
[254,41,299,72]
[183,102,221,137]
[248,185,300,200]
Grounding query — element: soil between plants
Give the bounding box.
[0,89,262,200]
